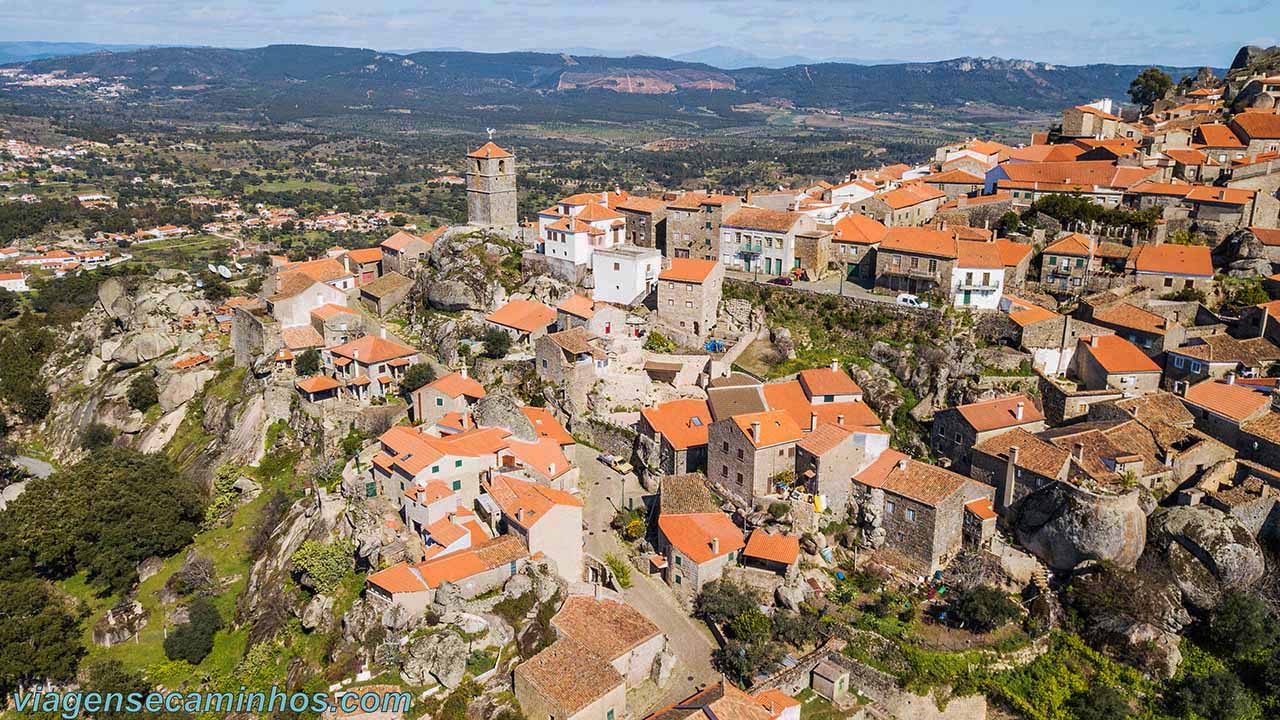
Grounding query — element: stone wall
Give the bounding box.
[571,416,638,459]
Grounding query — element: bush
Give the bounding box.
[947,585,1021,633]
[1209,590,1277,659]
[605,553,632,588]
[695,580,758,625]
[482,328,511,358]
[126,374,158,411]
[163,597,222,664]
[400,363,437,395]
[728,607,772,645]
[290,539,352,594]
[294,348,320,376]
[767,501,790,520]
[1164,669,1256,720]
[643,331,676,353]
[80,422,116,450]
[493,591,536,627]
[1066,685,1131,720]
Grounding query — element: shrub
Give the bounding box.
[163,597,222,664]
[1066,685,1131,720]
[126,374,158,411]
[290,539,352,594]
[482,328,511,358]
[294,349,320,376]
[493,591,536,627]
[643,331,676,353]
[728,607,773,645]
[767,501,790,520]
[605,553,632,588]
[399,363,437,395]
[1209,590,1277,659]
[695,580,758,625]
[947,585,1021,633]
[80,422,116,450]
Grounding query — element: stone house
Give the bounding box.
[718,207,817,278]
[1037,233,1130,291]
[1165,334,1280,385]
[656,258,724,345]
[536,327,608,389]
[850,183,946,227]
[796,421,888,513]
[379,228,439,275]
[1178,377,1273,448]
[970,428,1071,512]
[1073,335,1162,394]
[740,530,800,576]
[951,240,1005,310]
[707,409,804,509]
[550,595,666,689]
[265,263,351,328]
[365,534,528,617]
[485,299,558,346]
[851,449,992,574]
[872,226,957,296]
[485,474,584,582]
[1239,410,1280,470]
[308,303,362,346]
[515,637,626,720]
[829,213,886,286]
[411,369,485,426]
[1061,104,1123,139]
[639,398,712,475]
[655,473,745,597]
[615,195,669,250]
[1083,301,1186,356]
[1128,244,1216,294]
[359,271,413,316]
[922,169,985,199]
[1230,113,1280,156]
[1193,123,1249,165]
[994,239,1033,288]
[930,394,1046,473]
[556,294,596,332]
[341,247,383,286]
[666,192,743,262]
[325,333,420,401]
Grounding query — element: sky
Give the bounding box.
[2,0,1278,67]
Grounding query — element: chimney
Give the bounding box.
[1002,446,1019,509]
[830,358,839,372]
[1174,379,1189,396]
[711,537,720,555]
[462,412,471,430]
[1072,442,1084,461]
[1089,335,1099,348]
[1014,401,1025,421]
[897,458,909,471]
[343,256,350,272]
[750,421,761,444]
[380,326,386,339]
[548,462,556,476]
[1271,387,1280,412]
[460,366,468,379]
[1226,372,1236,385]
[353,349,360,361]
[836,414,845,426]
[594,583,603,600]
[809,412,818,432]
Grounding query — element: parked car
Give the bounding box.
[597,453,634,474]
[768,276,793,286]
[896,293,929,308]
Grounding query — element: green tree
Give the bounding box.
[294,348,320,376]
[1066,685,1131,720]
[291,539,352,593]
[80,422,116,450]
[1128,68,1173,110]
[0,579,85,697]
[996,211,1021,237]
[482,328,512,358]
[0,288,17,320]
[1209,590,1277,659]
[1164,669,1256,720]
[127,374,158,411]
[400,363,437,395]
[694,580,759,626]
[643,331,677,353]
[728,607,773,645]
[947,585,1021,633]
[163,596,222,664]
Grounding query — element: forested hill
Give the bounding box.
[4,44,1217,126]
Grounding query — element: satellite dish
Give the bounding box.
[216,265,232,279]
[206,263,217,274]
[233,262,244,271]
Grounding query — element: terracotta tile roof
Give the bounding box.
[940,190,1013,210]
[1005,144,1086,163]
[1042,233,1094,256]
[831,213,887,245]
[1164,148,1212,165]
[659,473,719,515]
[310,303,357,320]
[650,682,773,720]
[296,375,341,393]
[1112,391,1196,427]
[998,161,1155,190]
[417,534,527,588]
[965,497,997,520]
[486,474,581,530]
[797,365,862,397]
[1073,104,1121,120]
[722,207,804,233]
[956,239,1003,268]
[403,479,453,505]
[853,449,969,507]
[879,227,957,258]
[282,325,325,350]
[424,516,469,545]
[707,383,768,420]
[557,293,595,319]
[360,271,413,299]
[504,436,572,480]
[1250,227,1280,247]
[954,394,1043,432]
[660,258,719,283]
[467,141,513,159]
[365,563,428,594]
[1129,244,1213,277]
[485,299,556,334]
[1233,112,1280,140]
[743,530,799,565]
[380,229,427,252]
[877,183,945,209]
[642,398,712,450]
[731,409,803,448]
[1183,186,1255,206]
[521,406,574,445]
[1080,335,1161,374]
[173,353,212,369]
[796,422,854,456]
[552,595,661,660]
[1092,302,1169,335]
[516,638,622,716]
[614,195,668,214]
[1182,379,1271,422]
[950,225,994,242]
[427,371,486,399]
[1007,300,1060,327]
[925,169,984,184]
[330,335,418,364]
[575,202,625,222]
[282,257,353,284]
[657,511,744,564]
[667,192,740,210]
[545,327,605,359]
[1241,411,1280,444]
[1194,123,1246,147]
[994,239,1033,267]
[974,427,1069,479]
[1169,335,1280,366]
[753,689,801,718]
[345,247,382,264]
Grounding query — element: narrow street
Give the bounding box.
[575,446,719,712]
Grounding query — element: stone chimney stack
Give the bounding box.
[460,366,468,379]
[1089,336,1099,348]
[711,537,720,555]
[750,421,761,444]
[830,359,840,372]
[380,326,387,339]
[897,458,909,471]
[809,412,818,432]
[836,414,845,426]
[1014,401,1025,421]
[1003,446,1019,509]
[1226,372,1236,385]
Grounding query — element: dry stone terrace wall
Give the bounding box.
[723,278,945,325]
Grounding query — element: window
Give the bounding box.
[675,575,682,585]
[608,710,615,720]
[824,394,833,402]
[1191,361,1202,373]
[431,465,439,474]
[727,551,735,561]
[1075,258,1084,268]
[613,262,620,271]
[436,397,444,407]
[981,272,990,285]
[721,465,728,478]
[1164,277,1174,288]
[886,500,896,514]
[892,254,901,266]
[736,448,743,460]
[736,473,744,485]
[452,480,462,491]
[906,508,916,522]
[910,257,919,269]
[1174,356,1185,368]
[722,441,729,452]
[455,460,463,468]
[675,556,682,566]
[929,258,937,272]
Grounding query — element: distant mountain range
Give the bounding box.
[0,41,160,64]
[0,43,1221,130]
[672,46,900,69]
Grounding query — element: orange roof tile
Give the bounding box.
[330,334,418,364]
[798,365,862,397]
[831,214,887,245]
[965,497,996,520]
[557,293,596,319]
[853,449,969,506]
[660,258,719,283]
[877,183,945,209]
[956,240,1003,268]
[796,422,855,456]
[468,141,513,159]
[346,247,382,264]
[1092,303,1169,335]
[954,394,1043,432]
[1233,112,1280,140]
[924,169,984,184]
[551,595,661,661]
[1129,244,1213,277]
[743,530,800,565]
[1183,186,1255,206]
[994,239,1033,267]
[1079,335,1161,374]
[309,303,357,320]
[485,474,581,530]
[282,325,325,350]
[521,406,574,445]
[296,375,341,393]
[1251,227,1280,247]
[1182,379,1271,422]
[485,299,557,334]
[657,512,744,564]
[879,227,957,258]
[722,207,804,233]
[1194,124,1245,147]
[641,398,712,450]
[427,371,486,399]
[730,409,803,448]
[1043,233,1095,257]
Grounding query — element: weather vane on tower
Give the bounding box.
[486,127,495,140]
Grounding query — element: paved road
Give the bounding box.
[575,447,718,712]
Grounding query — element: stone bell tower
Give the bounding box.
[466,138,517,233]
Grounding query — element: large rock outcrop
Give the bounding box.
[472,391,537,442]
[111,330,177,366]
[418,232,510,312]
[1013,483,1147,572]
[1146,505,1265,611]
[400,629,469,688]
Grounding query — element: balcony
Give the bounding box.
[956,279,999,291]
